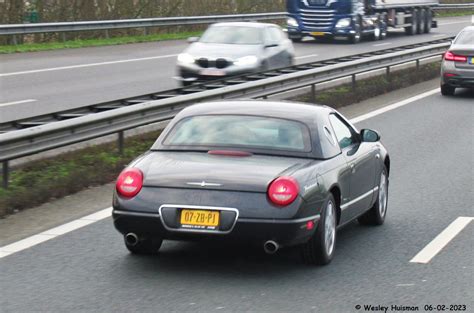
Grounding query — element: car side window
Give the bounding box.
[266,27,282,45]
[329,114,356,149]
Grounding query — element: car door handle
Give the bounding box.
[350,163,355,173]
[375,153,380,159]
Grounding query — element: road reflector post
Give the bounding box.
[311,84,316,103]
[2,161,8,189]
[118,131,124,155]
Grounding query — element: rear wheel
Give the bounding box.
[405,9,417,35]
[358,168,388,225]
[418,9,426,34]
[440,84,455,96]
[424,10,432,33]
[125,236,163,255]
[301,194,337,265]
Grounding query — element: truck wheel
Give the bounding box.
[290,36,302,43]
[417,9,425,34]
[371,24,381,41]
[424,10,432,33]
[405,9,417,35]
[380,15,387,40]
[350,21,362,44]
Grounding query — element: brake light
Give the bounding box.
[116,168,143,198]
[444,51,467,63]
[267,176,299,206]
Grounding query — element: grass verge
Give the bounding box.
[0,61,441,217]
[0,31,202,54]
[294,62,441,107]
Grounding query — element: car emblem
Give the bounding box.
[186,181,222,187]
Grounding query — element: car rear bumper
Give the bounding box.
[112,209,320,247]
[442,76,474,88]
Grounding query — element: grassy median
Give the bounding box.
[0,62,441,217]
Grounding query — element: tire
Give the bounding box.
[301,194,337,265]
[181,80,193,87]
[417,9,425,34]
[405,10,417,35]
[358,168,389,226]
[290,36,302,43]
[371,23,381,41]
[424,10,432,33]
[125,236,163,255]
[380,15,387,40]
[440,84,455,96]
[350,21,362,44]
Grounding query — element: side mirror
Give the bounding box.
[361,129,380,142]
[187,37,199,43]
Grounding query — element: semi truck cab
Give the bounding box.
[286,0,438,43]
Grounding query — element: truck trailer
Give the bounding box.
[286,0,439,43]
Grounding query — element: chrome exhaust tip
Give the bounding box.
[263,240,279,254]
[125,233,139,246]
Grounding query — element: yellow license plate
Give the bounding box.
[180,209,220,229]
[310,32,325,36]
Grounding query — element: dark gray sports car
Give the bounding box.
[112,101,390,265]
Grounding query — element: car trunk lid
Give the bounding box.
[139,151,314,193]
[451,45,474,70]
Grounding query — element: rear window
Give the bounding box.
[163,115,311,152]
[200,26,262,45]
[454,30,474,45]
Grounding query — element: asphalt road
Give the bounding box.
[1,87,472,312]
[0,16,471,123]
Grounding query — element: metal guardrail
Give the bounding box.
[0,4,472,37]
[0,13,287,36]
[0,40,450,188]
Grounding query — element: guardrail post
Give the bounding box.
[311,84,316,103]
[386,66,391,83]
[12,35,18,46]
[61,32,66,42]
[105,29,110,39]
[118,131,124,155]
[351,74,357,90]
[2,161,9,189]
[143,27,148,36]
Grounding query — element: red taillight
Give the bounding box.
[267,176,299,206]
[444,51,467,63]
[116,168,143,198]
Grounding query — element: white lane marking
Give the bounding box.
[0,207,112,258]
[0,88,442,258]
[295,54,319,60]
[410,217,473,264]
[373,42,392,47]
[0,99,37,107]
[438,21,470,26]
[0,54,178,77]
[350,88,439,124]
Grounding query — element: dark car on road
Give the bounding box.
[112,101,390,265]
[176,22,295,85]
[440,26,474,96]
